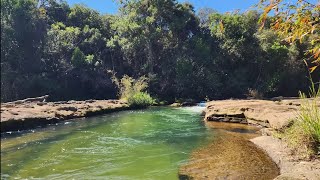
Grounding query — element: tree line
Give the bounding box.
[1,0,319,102]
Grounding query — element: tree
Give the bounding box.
[71,47,86,67]
[67,4,102,28]
[258,0,320,72]
[1,0,47,101]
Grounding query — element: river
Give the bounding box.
[1,107,278,179]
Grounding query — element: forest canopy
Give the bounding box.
[1,0,319,102]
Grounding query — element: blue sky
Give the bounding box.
[65,0,261,14]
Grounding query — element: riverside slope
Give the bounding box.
[1,99,128,132]
[204,98,320,180]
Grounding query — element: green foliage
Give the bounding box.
[68,4,102,28]
[1,0,319,102]
[111,74,154,108]
[85,54,94,64]
[111,74,148,100]
[127,92,155,108]
[71,47,86,67]
[258,0,320,71]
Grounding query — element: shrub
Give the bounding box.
[127,92,154,108]
[111,74,148,100]
[110,72,154,108]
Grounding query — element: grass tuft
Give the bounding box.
[281,79,320,159]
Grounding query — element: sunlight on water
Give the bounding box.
[1,107,215,179]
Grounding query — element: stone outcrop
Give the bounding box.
[251,136,320,180]
[1,99,128,132]
[204,98,320,130]
[201,98,320,180]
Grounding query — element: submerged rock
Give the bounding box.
[179,122,279,179]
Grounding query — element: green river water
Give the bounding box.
[1,107,216,179]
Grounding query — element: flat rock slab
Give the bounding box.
[251,136,320,180]
[1,100,128,132]
[205,98,320,129]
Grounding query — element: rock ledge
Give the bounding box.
[1,99,128,132]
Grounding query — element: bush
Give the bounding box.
[110,73,154,108]
[127,92,154,108]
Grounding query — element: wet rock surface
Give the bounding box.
[1,99,128,132]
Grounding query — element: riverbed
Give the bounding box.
[1,107,278,179]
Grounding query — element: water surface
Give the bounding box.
[1,107,214,179]
[1,107,279,180]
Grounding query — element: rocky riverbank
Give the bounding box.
[195,98,320,180]
[1,99,129,132]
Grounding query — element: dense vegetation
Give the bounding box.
[1,0,319,102]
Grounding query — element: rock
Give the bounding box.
[170,103,181,107]
[0,99,129,132]
[204,98,319,130]
[57,106,78,112]
[181,101,197,106]
[251,136,320,180]
[85,99,95,103]
[271,96,284,102]
[37,102,47,106]
[260,128,274,136]
[53,101,67,105]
